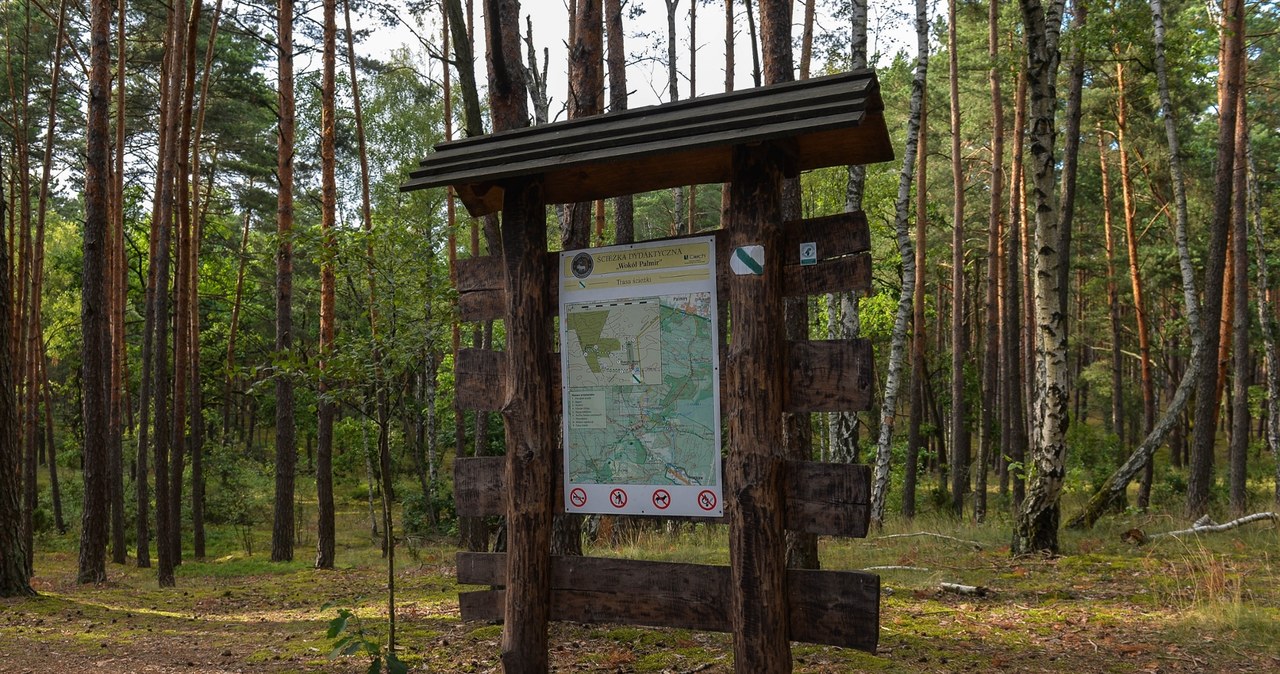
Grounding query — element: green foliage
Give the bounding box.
[323,607,408,674]
[1065,422,1124,495]
[203,442,271,554]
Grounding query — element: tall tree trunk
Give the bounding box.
[947,0,968,517]
[79,0,114,585]
[1011,0,1068,556]
[1,161,34,596]
[152,0,187,587]
[222,205,251,443]
[605,0,632,243]
[1115,60,1156,509]
[1188,0,1243,518]
[1228,85,1248,516]
[28,0,70,565]
[39,354,63,534]
[1097,129,1123,443]
[315,0,337,570]
[905,87,927,519]
[271,0,297,563]
[187,0,222,563]
[977,0,1004,523]
[1249,150,1280,505]
[108,0,127,563]
[664,0,684,235]
[718,0,734,227]
[343,0,376,555]
[869,0,928,528]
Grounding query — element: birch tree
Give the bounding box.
[1011,0,1069,555]
[869,0,928,526]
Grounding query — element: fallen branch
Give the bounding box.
[875,532,983,550]
[939,582,991,597]
[863,565,931,572]
[1150,512,1279,540]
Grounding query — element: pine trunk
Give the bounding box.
[79,0,114,585]
[1249,152,1280,505]
[1,160,34,596]
[1115,61,1156,508]
[315,0,338,570]
[978,0,1004,523]
[1228,87,1249,516]
[947,0,968,517]
[605,0,632,243]
[272,0,297,563]
[1188,0,1243,518]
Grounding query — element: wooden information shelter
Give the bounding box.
[403,69,894,673]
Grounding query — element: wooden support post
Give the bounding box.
[498,177,553,674]
[726,141,794,672]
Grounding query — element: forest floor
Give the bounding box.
[3,504,1280,673]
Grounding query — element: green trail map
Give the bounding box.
[564,293,717,489]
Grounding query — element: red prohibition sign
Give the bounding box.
[651,489,671,510]
[609,488,629,509]
[569,487,588,508]
[697,489,718,511]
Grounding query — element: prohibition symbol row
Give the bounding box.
[567,487,718,511]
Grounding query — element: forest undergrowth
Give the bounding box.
[3,490,1280,673]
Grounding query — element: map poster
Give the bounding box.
[559,236,723,517]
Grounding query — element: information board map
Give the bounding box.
[560,236,722,517]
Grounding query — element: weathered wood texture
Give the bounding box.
[456,553,879,652]
[455,338,872,414]
[403,71,892,215]
[455,457,870,537]
[453,213,870,322]
[725,141,792,669]
[497,178,553,672]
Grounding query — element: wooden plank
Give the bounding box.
[784,211,870,261]
[455,215,872,322]
[453,456,507,519]
[783,253,872,297]
[453,349,505,411]
[455,338,872,414]
[783,462,871,537]
[785,339,875,412]
[454,458,870,537]
[456,554,879,651]
[788,568,880,652]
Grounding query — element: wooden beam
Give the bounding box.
[456,553,879,652]
[724,141,792,670]
[453,214,870,322]
[497,178,554,672]
[455,338,871,414]
[454,457,870,537]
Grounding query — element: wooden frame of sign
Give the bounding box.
[402,69,894,674]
